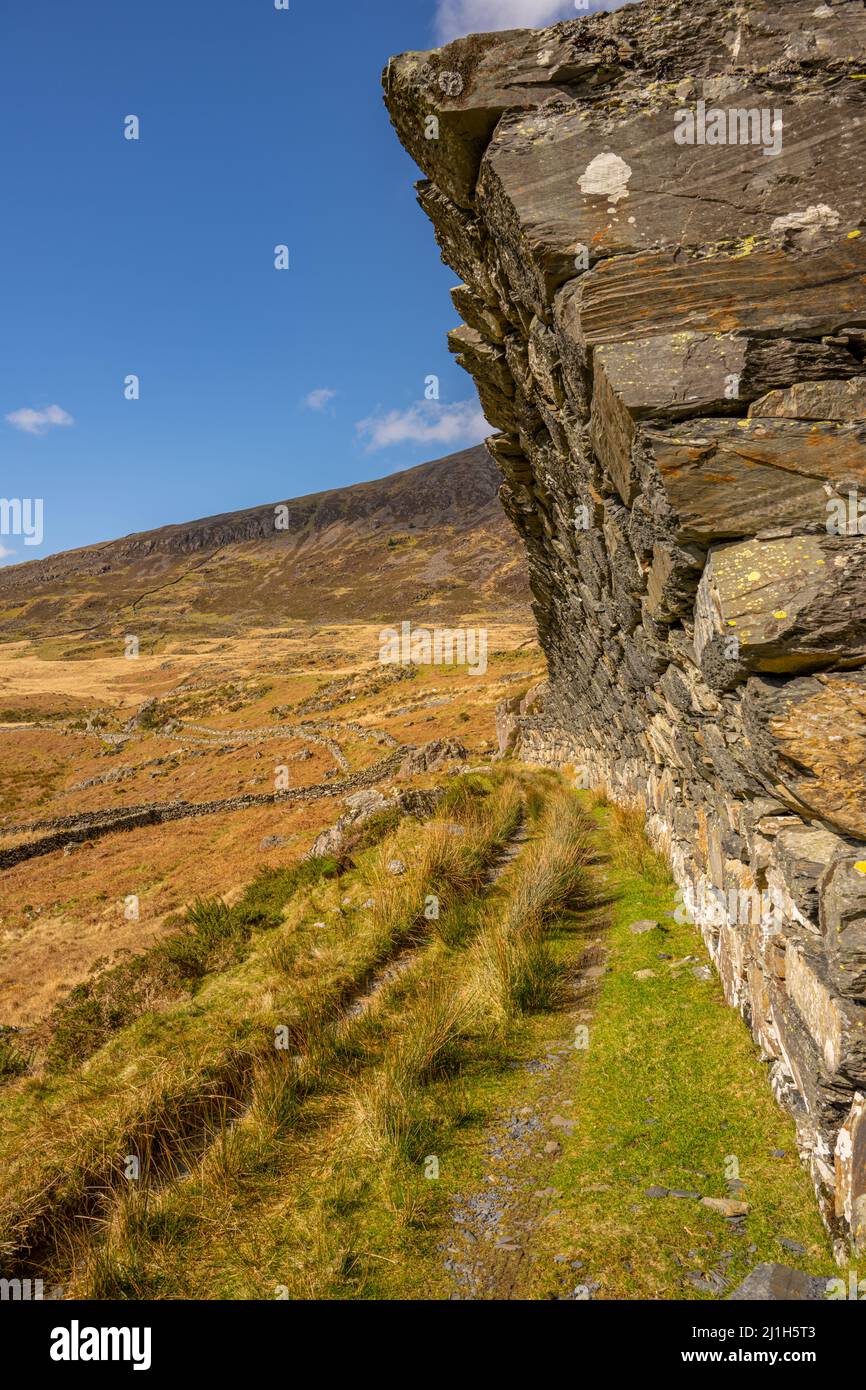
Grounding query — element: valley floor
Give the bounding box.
[0,621,538,1028]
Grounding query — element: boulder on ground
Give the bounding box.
[306,785,444,861]
[398,739,467,776]
[727,1263,832,1301]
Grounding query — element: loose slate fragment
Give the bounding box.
[727,1263,832,1301]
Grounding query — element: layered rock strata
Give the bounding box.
[384,0,866,1255]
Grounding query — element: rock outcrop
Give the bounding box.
[385,0,866,1256]
[306,785,444,860]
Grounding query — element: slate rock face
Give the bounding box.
[385,0,866,1253]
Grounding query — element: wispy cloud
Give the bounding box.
[356,398,489,452]
[434,0,574,43]
[433,0,629,44]
[0,545,16,560]
[5,403,75,436]
[303,387,337,412]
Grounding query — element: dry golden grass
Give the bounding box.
[0,772,525,1283]
[593,798,670,884]
[0,625,541,1028]
[467,791,593,1031]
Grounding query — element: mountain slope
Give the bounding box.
[0,446,530,639]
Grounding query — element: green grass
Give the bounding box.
[531,796,836,1298]
[187,781,837,1302]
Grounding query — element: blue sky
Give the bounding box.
[0,0,618,561]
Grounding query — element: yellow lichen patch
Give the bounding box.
[747,570,761,582]
[773,610,787,620]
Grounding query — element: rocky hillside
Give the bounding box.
[0,446,530,637]
[385,0,866,1257]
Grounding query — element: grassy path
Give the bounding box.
[62,775,585,1299]
[1,770,846,1300]
[425,795,839,1299]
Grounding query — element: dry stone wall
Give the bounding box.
[0,751,408,871]
[384,0,866,1256]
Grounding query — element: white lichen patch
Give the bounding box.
[770,204,840,235]
[578,152,632,205]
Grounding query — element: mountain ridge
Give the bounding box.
[1,445,504,578]
[0,444,530,636]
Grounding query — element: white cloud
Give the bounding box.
[356,398,489,452]
[0,545,15,560]
[303,387,337,412]
[5,403,75,436]
[435,0,574,43]
[433,0,629,44]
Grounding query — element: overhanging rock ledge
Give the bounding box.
[384,0,866,1257]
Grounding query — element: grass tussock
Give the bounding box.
[598,800,671,885]
[349,981,471,1163]
[467,790,592,1031]
[469,914,562,1023]
[502,794,593,928]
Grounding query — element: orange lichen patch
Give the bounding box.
[768,678,866,839]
